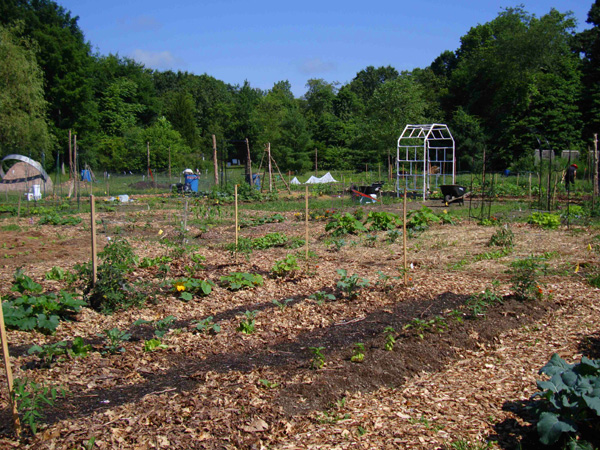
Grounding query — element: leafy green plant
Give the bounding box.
[386,229,401,243]
[467,283,503,317]
[488,224,514,248]
[12,377,66,434]
[447,439,495,450]
[138,255,173,268]
[251,232,289,249]
[384,326,396,351]
[403,317,447,339]
[336,269,370,299]
[527,212,561,229]
[325,212,367,236]
[271,254,300,278]
[143,338,168,352]
[153,315,176,338]
[2,270,85,334]
[272,298,293,311]
[174,278,214,301]
[27,341,69,367]
[509,256,548,301]
[406,206,441,232]
[101,327,131,354]
[531,353,600,447]
[259,378,279,389]
[38,214,82,226]
[220,272,264,291]
[365,211,400,231]
[237,310,258,334]
[193,316,221,335]
[351,343,365,362]
[70,336,92,357]
[44,266,77,283]
[309,290,336,305]
[309,346,325,369]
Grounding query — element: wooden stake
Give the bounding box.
[147,141,150,180]
[528,173,532,202]
[305,185,309,266]
[246,138,252,186]
[594,133,599,196]
[234,185,238,262]
[267,143,273,192]
[90,195,97,285]
[270,154,292,194]
[68,129,73,180]
[168,147,172,181]
[315,148,318,176]
[403,190,408,285]
[212,134,218,186]
[74,134,78,200]
[0,291,21,437]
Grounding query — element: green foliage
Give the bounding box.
[351,343,365,362]
[309,346,326,369]
[237,310,258,334]
[139,255,173,268]
[325,213,367,236]
[2,270,85,334]
[143,338,168,352]
[272,298,293,311]
[406,206,442,232]
[239,213,285,228]
[38,214,82,226]
[467,283,503,317]
[12,378,65,434]
[220,272,263,291]
[448,439,495,450]
[308,291,336,305]
[336,269,370,299]
[153,315,176,338]
[271,254,300,278]
[532,353,600,446]
[193,316,220,335]
[509,256,548,301]
[80,238,144,313]
[27,337,90,367]
[101,328,131,354]
[384,326,396,351]
[44,266,77,283]
[488,224,514,248]
[403,316,447,339]
[175,278,214,301]
[259,378,279,389]
[251,232,289,249]
[365,211,400,231]
[528,212,561,229]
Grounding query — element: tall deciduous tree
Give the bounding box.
[0,23,52,159]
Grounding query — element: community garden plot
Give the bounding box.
[0,194,599,449]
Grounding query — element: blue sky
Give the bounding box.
[58,0,593,97]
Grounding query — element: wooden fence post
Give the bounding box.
[90,195,97,285]
[0,302,21,437]
[305,185,309,265]
[234,185,238,262]
[213,135,218,186]
[403,190,408,285]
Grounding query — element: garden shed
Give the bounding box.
[396,124,455,200]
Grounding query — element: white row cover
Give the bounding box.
[303,172,338,184]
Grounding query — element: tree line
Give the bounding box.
[1,0,599,174]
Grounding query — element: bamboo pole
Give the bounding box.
[234,185,238,262]
[315,148,318,176]
[0,300,21,437]
[68,129,73,180]
[270,154,292,194]
[403,190,408,285]
[246,138,252,187]
[594,134,599,197]
[90,195,97,285]
[305,185,309,266]
[528,173,532,202]
[267,143,273,192]
[147,141,150,180]
[212,134,218,186]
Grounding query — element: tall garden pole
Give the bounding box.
[267,143,273,192]
[305,185,309,266]
[90,195,97,285]
[234,185,238,262]
[594,134,599,197]
[547,149,552,211]
[0,304,21,437]
[403,190,408,285]
[315,148,318,176]
[246,138,252,187]
[147,141,150,180]
[212,135,218,186]
[68,129,73,180]
[168,147,172,181]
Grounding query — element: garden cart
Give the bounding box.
[440,185,468,206]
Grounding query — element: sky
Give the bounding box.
[58,0,594,97]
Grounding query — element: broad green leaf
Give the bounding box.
[537,411,576,445]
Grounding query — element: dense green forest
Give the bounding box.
[0,0,599,174]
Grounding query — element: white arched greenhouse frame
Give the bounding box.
[396,124,456,200]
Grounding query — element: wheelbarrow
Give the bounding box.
[440,185,468,206]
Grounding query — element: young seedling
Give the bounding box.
[100,328,131,354]
[272,298,293,311]
[259,379,279,389]
[384,326,396,351]
[237,310,258,334]
[351,343,365,362]
[143,338,168,352]
[336,269,370,299]
[309,346,325,369]
[154,315,176,338]
[308,291,336,305]
[193,316,221,335]
[11,377,66,434]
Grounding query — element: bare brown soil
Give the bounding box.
[0,198,598,449]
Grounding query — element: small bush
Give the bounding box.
[488,224,514,248]
[527,212,560,229]
[271,254,300,278]
[220,272,264,290]
[325,213,367,236]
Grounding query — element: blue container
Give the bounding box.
[184,174,199,192]
[81,169,92,182]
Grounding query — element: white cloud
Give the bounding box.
[130,49,182,69]
[118,15,162,32]
[298,58,337,75]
